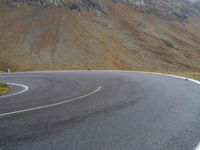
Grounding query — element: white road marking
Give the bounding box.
[141,72,200,85]
[0,86,102,117]
[0,83,29,98]
[95,70,200,85]
[195,143,200,150]
[102,71,200,150]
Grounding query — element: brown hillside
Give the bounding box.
[0,0,200,72]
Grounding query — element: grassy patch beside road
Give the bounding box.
[0,82,10,94]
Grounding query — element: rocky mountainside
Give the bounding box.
[2,0,200,20]
[115,0,200,21]
[0,0,65,6]
[0,0,200,71]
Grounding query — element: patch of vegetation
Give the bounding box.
[0,82,10,94]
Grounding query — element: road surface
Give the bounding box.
[0,71,200,150]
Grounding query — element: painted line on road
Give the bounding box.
[116,71,200,150]
[0,83,29,98]
[195,143,200,150]
[97,70,200,85]
[0,86,102,117]
[141,72,200,85]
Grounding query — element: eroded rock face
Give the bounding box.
[113,0,190,21]
[0,0,108,12]
[1,0,200,25]
[2,0,200,22]
[66,0,107,13]
[0,0,65,6]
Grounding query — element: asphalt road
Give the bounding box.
[0,71,200,150]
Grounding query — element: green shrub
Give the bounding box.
[0,82,10,94]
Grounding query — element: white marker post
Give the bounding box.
[8,68,11,74]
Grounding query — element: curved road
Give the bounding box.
[0,71,200,150]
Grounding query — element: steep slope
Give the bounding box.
[0,0,200,71]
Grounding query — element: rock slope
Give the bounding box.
[0,0,200,71]
[0,0,65,6]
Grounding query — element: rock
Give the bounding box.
[0,0,107,12]
[0,0,65,7]
[1,0,200,22]
[66,0,107,13]
[112,0,189,22]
